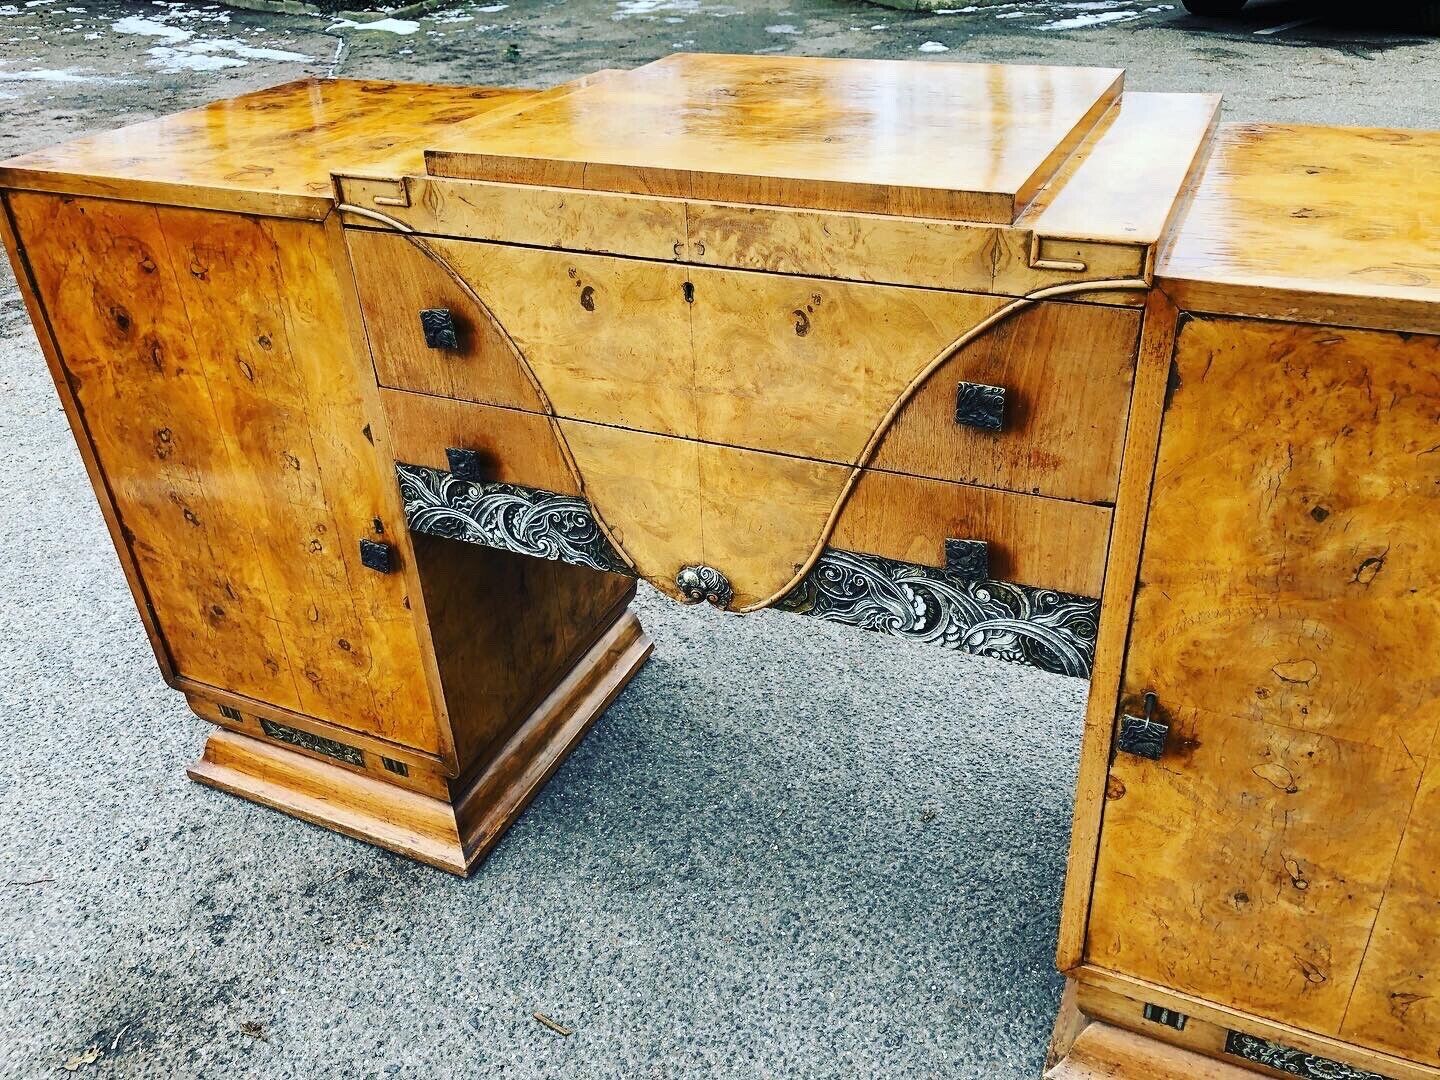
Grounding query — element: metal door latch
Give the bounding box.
[1116,691,1168,760]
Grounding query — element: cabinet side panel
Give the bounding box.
[1,192,175,680]
[10,192,440,753]
[1089,315,1440,1047]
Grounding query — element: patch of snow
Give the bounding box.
[931,7,978,12]
[995,10,1031,16]
[612,0,700,17]
[327,16,419,33]
[145,46,245,71]
[1041,9,1141,27]
[112,15,192,42]
[0,66,95,81]
[765,22,799,33]
[475,2,507,9]
[917,39,948,51]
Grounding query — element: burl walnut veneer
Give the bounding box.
[3,55,1438,1079]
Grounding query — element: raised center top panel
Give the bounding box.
[424,53,1126,224]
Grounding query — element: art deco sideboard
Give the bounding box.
[3,54,1437,1080]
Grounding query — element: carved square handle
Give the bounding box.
[955,381,1006,432]
[419,308,459,350]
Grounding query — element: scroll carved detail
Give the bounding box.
[1223,1031,1386,1080]
[396,462,629,574]
[776,547,1099,678]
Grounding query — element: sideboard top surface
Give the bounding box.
[1158,121,1440,330]
[423,52,1127,225]
[0,78,529,219]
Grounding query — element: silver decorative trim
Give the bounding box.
[396,462,629,574]
[259,719,365,768]
[676,564,734,609]
[1223,1031,1387,1080]
[776,547,1098,678]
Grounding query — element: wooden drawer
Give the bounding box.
[349,228,1138,504]
[380,389,1111,611]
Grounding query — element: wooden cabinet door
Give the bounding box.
[10,193,441,754]
[1086,315,1440,1058]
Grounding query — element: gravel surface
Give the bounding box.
[1,2,1436,1076]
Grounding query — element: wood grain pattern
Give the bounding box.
[0,79,529,219]
[188,605,653,875]
[1022,92,1220,247]
[410,536,635,768]
[1075,965,1440,1080]
[425,53,1125,224]
[11,192,440,752]
[871,300,1141,503]
[835,468,1111,598]
[1046,1019,1259,1080]
[1088,315,1440,1057]
[1056,290,1179,973]
[382,402,1115,607]
[1089,705,1422,1036]
[347,227,547,413]
[1341,754,1440,1065]
[1159,123,1440,334]
[1124,317,1440,758]
[1,193,175,681]
[340,176,1141,300]
[380,387,578,493]
[353,231,1031,471]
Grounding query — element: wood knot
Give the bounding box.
[1271,659,1318,685]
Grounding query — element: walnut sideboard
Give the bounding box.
[4,55,1439,1080]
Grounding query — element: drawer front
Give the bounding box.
[382,390,1109,675]
[869,300,1140,504]
[350,228,1135,504]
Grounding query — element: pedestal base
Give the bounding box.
[1046,1020,1260,1079]
[188,607,653,874]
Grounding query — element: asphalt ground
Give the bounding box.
[1,3,1437,1076]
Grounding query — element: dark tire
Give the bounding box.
[1181,0,1248,13]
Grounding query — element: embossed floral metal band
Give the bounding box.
[395,462,1099,679]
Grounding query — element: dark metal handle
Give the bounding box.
[1116,692,1169,760]
[445,446,486,482]
[358,538,396,574]
[955,381,1006,431]
[419,308,459,350]
[944,537,989,582]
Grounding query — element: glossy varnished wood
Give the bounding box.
[870,300,1141,503]
[0,79,528,218]
[190,607,653,874]
[425,53,1125,224]
[1055,290,1178,973]
[379,391,1112,608]
[1159,123,1440,333]
[11,191,442,752]
[1089,316,1440,1058]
